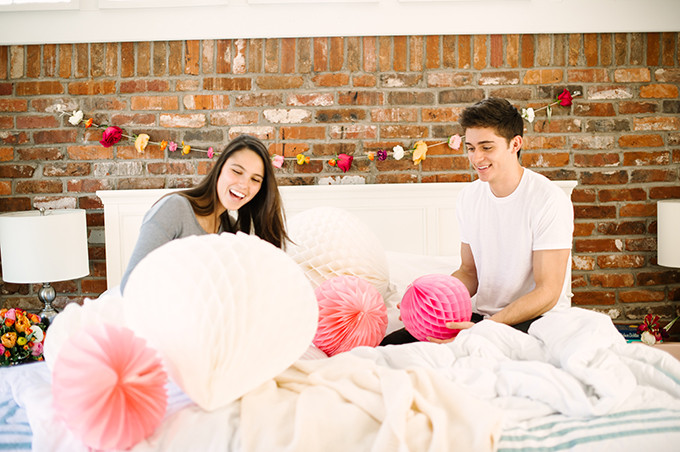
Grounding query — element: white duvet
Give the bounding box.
[3,308,680,452]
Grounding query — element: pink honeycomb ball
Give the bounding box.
[400,274,472,341]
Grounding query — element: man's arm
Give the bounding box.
[488,248,570,325]
[451,242,478,297]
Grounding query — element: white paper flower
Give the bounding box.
[393,145,405,160]
[68,110,84,126]
[521,107,535,123]
[29,325,44,343]
[641,330,657,346]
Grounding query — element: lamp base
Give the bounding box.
[38,282,58,320]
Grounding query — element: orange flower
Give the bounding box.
[1,332,17,348]
[160,140,168,151]
[85,118,93,128]
[329,159,336,167]
[368,152,375,161]
[14,316,31,334]
[181,141,191,155]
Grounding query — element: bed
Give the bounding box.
[3,180,680,452]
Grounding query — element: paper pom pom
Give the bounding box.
[123,233,318,411]
[287,207,390,298]
[43,290,125,372]
[313,275,388,356]
[52,324,167,451]
[400,274,472,341]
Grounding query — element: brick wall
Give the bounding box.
[0,32,679,325]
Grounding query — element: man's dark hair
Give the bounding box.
[459,98,524,158]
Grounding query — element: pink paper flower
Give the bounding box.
[337,153,353,172]
[31,342,43,357]
[168,141,178,152]
[448,134,462,150]
[376,150,387,161]
[4,309,15,321]
[207,147,214,159]
[272,154,284,168]
[99,126,123,148]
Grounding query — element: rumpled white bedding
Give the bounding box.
[3,307,680,452]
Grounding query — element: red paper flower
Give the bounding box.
[99,126,123,148]
[337,153,353,172]
[557,89,573,107]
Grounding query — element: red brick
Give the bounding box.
[571,291,616,306]
[363,37,376,72]
[522,152,570,167]
[478,71,520,86]
[147,162,195,175]
[574,223,595,236]
[647,32,660,66]
[74,43,88,78]
[352,75,376,87]
[216,40,232,74]
[422,107,462,122]
[211,111,258,126]
[203,77,252,91]
[637,270,680,286]
[597,254,645,269]
[523,69,563,84]
[264,39,279,73]
[619,101,657,114]
[311,143,356,157]
[619,290,666,303]
[618,134,664,148]
[410,36,423,71]
[109,113,156,127]
[0,99,28,112]
[120,79,171,93]
[640,84,679,98]
[0,46,7,79]
[379,36,392,71]
[381,125,428,139]
[256,76,303,90]
[567,68,609,83]
[533,119,581,133]
[329,125,377,140]
[573,153,619,167]
[0,164,34,178]
[521,34,534,68]
[280,126,326,140]
[394,36,408,71]
[619,203,657,217]
[345,37,360,72]
[312,74,350,87]
[313,37,328,72]
[248,39,263,73]
[183,95,230,110]
[16,180,63,194]
[584,33,598,66]
[121,42,134,77]
[68,80,116,95]
[185,40,200,75]
[614,68,651,82]
[0,147,12,161]
[631,169,675,183]
[15,115,59,129]
[17,147,63,160]
[625,237,657,252]
[490,35,503,68]
[575,239,622,253]
[67,146,114,160]
[650,186,680,199]
[523,136,567,150]
[237,93,283,107]
[33,130,78,144]
[16,81,64,96]
[458,35,471,69]
[281,38,296,73]
[655,68,680,82]
[590,273,635,288]
[573,103,616,116]
[0,131,29,145]
[598,188,646,202]
[315,109,365,123]
[130,96,179,110]
[623,151,670,166]
[601,34,612,66]
[574,205,617,219]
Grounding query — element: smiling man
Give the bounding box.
[382,98,574,345]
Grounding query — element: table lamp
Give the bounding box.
[658,200,680,268]
[0,208,89,319]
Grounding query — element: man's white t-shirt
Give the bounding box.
[457,169,574,317]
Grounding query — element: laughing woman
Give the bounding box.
[119,134,288,293]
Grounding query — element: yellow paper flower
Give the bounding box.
[182,141,191,155]
[296,154,306,165]
[412,141,428,165]
[134,134,150,153]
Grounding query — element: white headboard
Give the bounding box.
[97,181,577,289]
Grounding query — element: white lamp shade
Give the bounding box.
[0,209,90,283]
[658,200,680,268]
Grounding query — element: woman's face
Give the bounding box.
[216,148,265,213]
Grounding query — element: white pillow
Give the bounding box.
[286,207,391,299]
[123,232,318,411]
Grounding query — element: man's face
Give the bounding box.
[464,127,521,184]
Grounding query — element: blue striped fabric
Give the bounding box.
[498,408,680,451]
[0,397,31,452]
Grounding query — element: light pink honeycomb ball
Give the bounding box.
[313,275,388,356]
[400,274,472,341]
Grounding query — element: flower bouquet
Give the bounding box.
[0,308,48,366]
[637,313,678,346]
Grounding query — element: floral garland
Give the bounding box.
[637,313,678,345]
[1,308,48,366]
[521,89,580,123]
[60,90,575,174]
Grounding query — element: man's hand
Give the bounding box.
[426,320,475,343]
